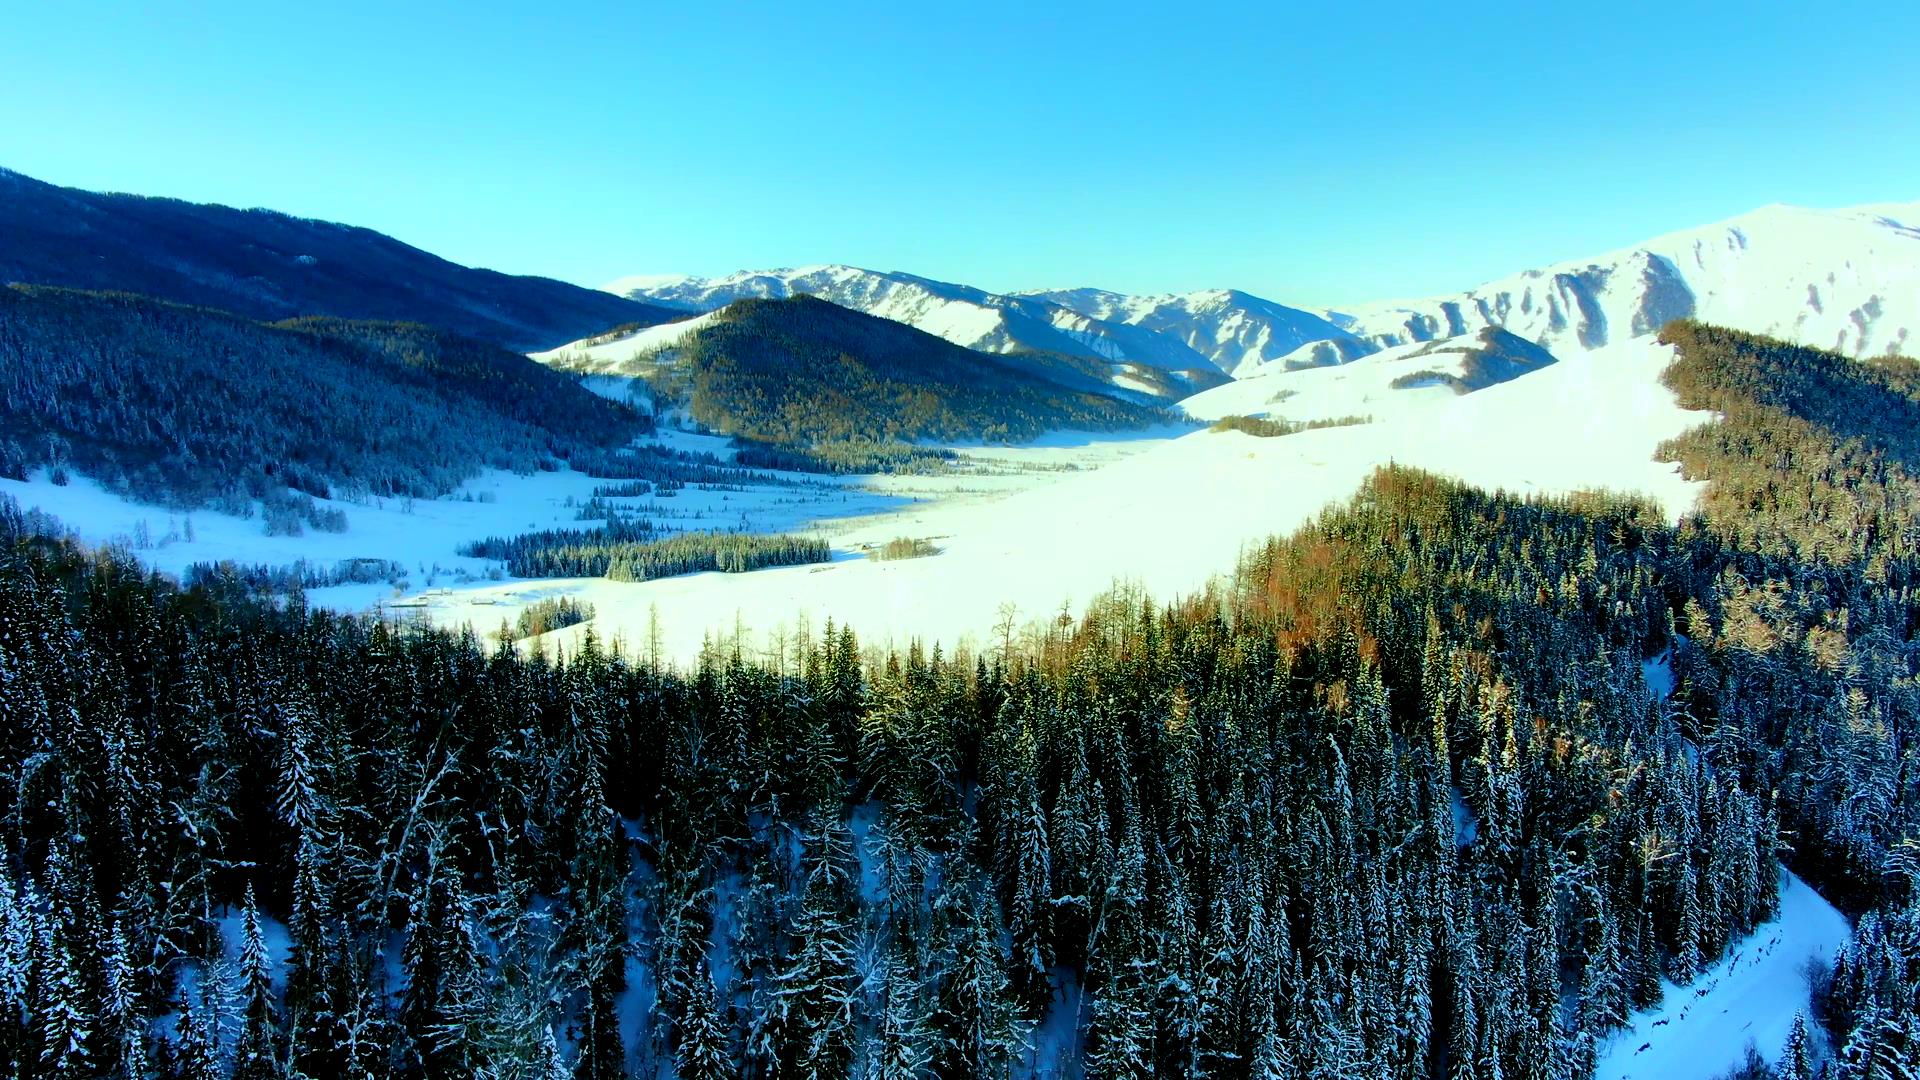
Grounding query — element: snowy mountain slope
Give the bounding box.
[528,310,720,374]
[604,265,1226,376]
[1335,201,1920,358]
[534,295,1169,449]
[1016,286,1363,376]
[1178,328,1558,423]
[1257,334,1382,373]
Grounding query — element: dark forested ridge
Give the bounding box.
[0,322,1915,1079]
[667,296,1168,449]
[0,166,677,352]
[0,286,647,511]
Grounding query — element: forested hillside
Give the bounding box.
[0,167,676,351]
[0,286,646,512]
[0,323,1913,1078]
[671,296,1166,450]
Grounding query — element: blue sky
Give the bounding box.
[5,1,1917,306]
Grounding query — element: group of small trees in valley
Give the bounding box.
[460,522,828,582]
[602,531,830,581]
[868,536,940,561]
[1208,413,1370,437]
[509,595,595,640]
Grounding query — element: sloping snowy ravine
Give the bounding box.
[1594,869,1850,1080]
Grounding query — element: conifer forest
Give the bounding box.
[0,322,1915,1079]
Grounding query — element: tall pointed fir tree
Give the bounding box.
[234,885,281,1080]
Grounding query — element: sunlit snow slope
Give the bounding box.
[1335,202,1920,358]
[1016,286,1360,376]
[456,338,1704,666]
[604,264,1226,375]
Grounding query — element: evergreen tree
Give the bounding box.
[234,886,281,1080]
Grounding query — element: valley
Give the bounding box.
[2,159,1916,1080]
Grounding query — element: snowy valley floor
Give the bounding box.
[4,339,1706,667]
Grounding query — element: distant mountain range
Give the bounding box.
[607,201,1920,390]
[605,266,1357,380]
[1335,201,1920,360]
[0,166,678,352]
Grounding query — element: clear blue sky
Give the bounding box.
[5,1,1917,306]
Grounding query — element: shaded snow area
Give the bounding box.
[1450,787,1479,847]
[1595,868,1850,1080]
[155,906,295,1046]
[1024,969,1085,1080]
[0,425,907,611]
[1642,635,1687,702]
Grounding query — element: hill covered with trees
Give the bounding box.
[0,323,1913,1077]
[0,166,677,352]
[665,296,1168,452]
[0,286,647,513]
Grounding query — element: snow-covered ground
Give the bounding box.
[1595,868,1850,1080]
[460,336,1702,665]
[5,336,1705,668]
[528,311,719,373]
[0,426,908,610]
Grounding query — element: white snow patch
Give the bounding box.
[1595,868,1850,1080]
[1642,643,1679,702]
[529,310,721,373]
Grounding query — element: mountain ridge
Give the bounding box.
[613,200,1920,397]
[0,165,679,352]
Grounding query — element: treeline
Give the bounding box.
[459,522,828,581]
[1208,414,1370,438]
[1658,319,1920,564]
[0,286,646,510]
[513,596,596,640]
[603,531,829,582]
[569,445,777,488]
[458,519,660,577]
[731,438,959,475]
[678,296,1165,448]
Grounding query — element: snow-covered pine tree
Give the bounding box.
[1780,1012,1814,1080]
[233,885,279,1080]
[35,925,93,1079]
[932,889,1024,1080]
[676,956,734,1080]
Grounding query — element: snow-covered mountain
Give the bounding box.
[1014,287,1359,377]
[1334,201,1920,359]
[604,200,1918,415]
[1180,327,1560,424]
[603,264,1226,376]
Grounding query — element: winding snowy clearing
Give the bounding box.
[1595,869,1850,1080]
